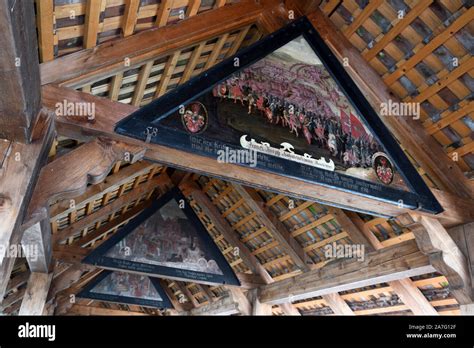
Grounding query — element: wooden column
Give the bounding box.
[0,114,54,301]
[413,215,473,305]
[19,272,54,315]
[0,0,41,142]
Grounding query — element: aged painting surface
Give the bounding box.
[78,271,172,308]
[105,199,224,275]
[83,190,239,285]
[163,36,405,189]
[90,272,162,301]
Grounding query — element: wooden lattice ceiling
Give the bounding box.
[0,0,472,316]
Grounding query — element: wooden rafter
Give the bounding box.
[259,240,435,305]
[40,0,272,87]
[42,84,474,226]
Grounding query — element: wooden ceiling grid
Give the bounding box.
[1,0,472,316]
[35,0,237,61]
[320,0,474,178]
[0,156,462,315]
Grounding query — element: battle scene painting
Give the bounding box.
[162,36,406,189]
[115,17,442,213]
[77,271,172,308]
[83,190,240,285]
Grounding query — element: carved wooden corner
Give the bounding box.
[410,215,473,304]
[24,137,146,228]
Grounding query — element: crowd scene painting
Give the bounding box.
[90,271,163,302]
[210,36,405,187]
[105,199,225,276]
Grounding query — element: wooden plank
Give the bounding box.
[0,113,54,300]
[108,72,124,101]
[215,0,227,8]
[259,240,435,305]
[83,0,103,49]
[19,272,53,315]
[363,0,433,61]
[384,7,474,86]
[25,137,145,228]
[181,180,301,315]
[203,34,229,70]
[155,0,173,27]
[186,0,201,17]
[346,211,437,314]
[123,0,141,37]
[233,185,309,271]
[68,304,148,315]
[249,289,273,315]
[0,0,41,141]
[327,208,374,252]
[154,51,181,98]
[226,26,251,58]
[322,293,354,315]
[343,0,382,37]
[35,0,55,62]
[41,85,474,225]
[389,278,438,315]
[132,61,154,106]
[41,1,271,87]
[21,219,52,273]
[52,175,166,245]
[414,215,473,304]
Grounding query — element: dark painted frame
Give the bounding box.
[83,188,240,286]
[115,16,442,214]
[77,270,173,309]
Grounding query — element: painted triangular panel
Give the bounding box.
[83,188,240,286]
[115,17,442,214]
[77,271,173,309]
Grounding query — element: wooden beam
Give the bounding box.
[68,304,148,315]
[232,184,309,271]
[249,289,273,315]
[181,180,301,315]
[41,0,270,87]
[154,51,181,98]
[0,0,41,142]
[131,61,154,106]
[156,0,172,27]
[449,222,474,297]
[42,85,474,226]
[0,113,54,300]
[181,181,270,278]
[259,240,435,305]
[21,219,52,273]
[322,293,354,315]
[346,211,438,315]
[180,42,205,83]
[52,174,166,245]
[123,0,141,37]
[83,0,102,49]
[327,208,374,252]
[24,137,145,228]
[19,272,53,315]
[413,215,473,304]
[35,0,55,62]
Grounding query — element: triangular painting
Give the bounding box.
[115,17,442,214]
[77,271,173,309]
[83,188,240,286]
